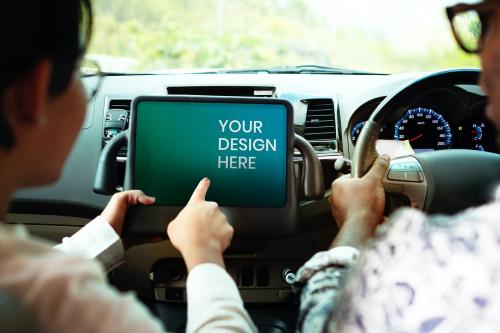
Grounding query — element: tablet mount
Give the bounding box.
[93,130,324,236]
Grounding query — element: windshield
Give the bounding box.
[89,0,480,74]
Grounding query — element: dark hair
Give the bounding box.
[0,0,93,150]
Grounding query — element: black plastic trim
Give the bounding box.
[9,199,101,220]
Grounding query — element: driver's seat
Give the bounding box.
[0,289,42,333]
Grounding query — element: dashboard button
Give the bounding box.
[226,266,239,284]
[385,183,404,193]
[387,171,406,181]
[278,290,294,301]
[241,266,254,287]
[405,171,424,182]
[256,266,270,287]
[390,162,421,172]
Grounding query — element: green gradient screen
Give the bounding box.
[134,101,288,207]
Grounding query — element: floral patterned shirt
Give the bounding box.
[296,198,500,332]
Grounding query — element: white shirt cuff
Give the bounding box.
[186,263,242,307]
[54,216,124,271]
[186,263,256,333]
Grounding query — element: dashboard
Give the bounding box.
[8,70,495,325]
[13,70,493,221]
[349,86,496,153]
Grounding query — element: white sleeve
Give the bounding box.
[186,264,257,333]
[5,249,167,333]
[54,216,124,271]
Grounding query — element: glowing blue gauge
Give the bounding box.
[394,107,452,151]
[351,121,384,145]
[351,121,366,145]
[471,122,485,141]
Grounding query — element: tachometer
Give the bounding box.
[394,107,452,151]
[351,121,366,145]
[351,121,384,145]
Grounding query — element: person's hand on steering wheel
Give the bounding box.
[329,154,390,249]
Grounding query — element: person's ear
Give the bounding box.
[3,60,52,128]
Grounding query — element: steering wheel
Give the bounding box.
[352,69,500,214]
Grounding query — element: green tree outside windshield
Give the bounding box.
[89,0,479,73]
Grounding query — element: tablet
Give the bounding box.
[125,96,297,235]
[129,97,289,208]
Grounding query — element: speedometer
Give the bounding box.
[394,107,452,151]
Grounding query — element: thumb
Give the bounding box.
[188,178,210,205]
[137,192,156,205]
[365,154,391,180]
[120,190,155,206]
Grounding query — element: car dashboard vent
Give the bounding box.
[103,99,132,158]
[109,99,132,111]
[167,86,276,97]
[303,99,337,152]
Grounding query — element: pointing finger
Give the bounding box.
[188,178,210,205]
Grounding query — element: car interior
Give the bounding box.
[5,1,500,332]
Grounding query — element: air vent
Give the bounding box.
[167,86,276,97]
[109,99,132,111]
[103,99,132,159]
[303,99,337,151]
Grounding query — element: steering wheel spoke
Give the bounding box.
[383,156,427,210]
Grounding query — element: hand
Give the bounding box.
[101,190,156,235]
[167,178,234,272]
[329,155,390,248]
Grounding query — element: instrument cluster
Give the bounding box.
[350,86,497,153]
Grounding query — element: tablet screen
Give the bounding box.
[133,100,288,207]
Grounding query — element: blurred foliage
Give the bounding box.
[88,0,480,73]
